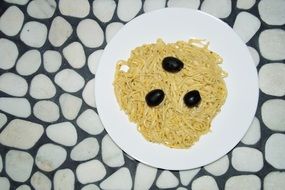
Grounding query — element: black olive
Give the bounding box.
[145,89,165,107]
[162,57,184,73]
[184,90,201,107]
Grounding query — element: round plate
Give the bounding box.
[95,8,259,170]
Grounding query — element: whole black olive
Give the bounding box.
[184,90,201,107]
[162,57,184,73]
[145,89,165,107]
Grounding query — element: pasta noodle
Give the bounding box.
[113,39,227,148]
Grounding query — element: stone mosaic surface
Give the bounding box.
[0,0,285,189]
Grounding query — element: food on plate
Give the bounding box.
[113,39,227,148]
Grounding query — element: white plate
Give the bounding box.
[95,8,259,170]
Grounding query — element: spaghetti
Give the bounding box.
[113,39,227,148]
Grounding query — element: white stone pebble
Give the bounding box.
[0,119,43,150]
[87,49,103,74]
[71,137,99,161]
[264,171,285,190]
[117,0,142,22]
[92,0,116,22]
[0,73,28,97]
[106,22,124,43]
[143,0,166,12]
[192,176,219,190]
[63,42,86,68]
[59,0,90,18]
[241,117,261,145]
[259,63,285,97]
[262,99,285,131]
[59,93,82,120]
[36,143,67,172]
[33,100,59,122]
[0,113,7,130]
[46,122,78,146]
[0,6,24,36]
[156,171,179,189]
[232,147,263,172]
[31,171,52,190]
[0,97,31,118]
[81,184,100,190]
[30,74,56,99]
[48,16,73,47]
[5,150,34,182]
[167,0,200,9]
[54,169,75,190]
[237,0,255,9]
[233,12,260,43]
[27,0,56,19]
[77,19,104,48]
[43,50,62,73]
[100,167,132,190]
[265,133,285,169]
[0,155,2,172]
[4,0,28,5]
[248,46,260,66]
[55,69,85,93]
[258,0,285,26]
[20,21,48,48]
[16,49,41,76]
[0,38,18,70]
[77,109,104,135]
[204,155,229,176]
[179,168,200,186]
[177,187,187,190]
[259,29,285,60]
[134,163,157,190]
[82,79,96,107]
[76,160,106,184]
[102,134,125,167]
[0,177,10,190]
[201,0,231,18]
[16,185,31,190]
[225,175,261,190]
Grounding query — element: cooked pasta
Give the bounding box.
[113,39,227,148]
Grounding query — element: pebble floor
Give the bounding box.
[0,0,285,189]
